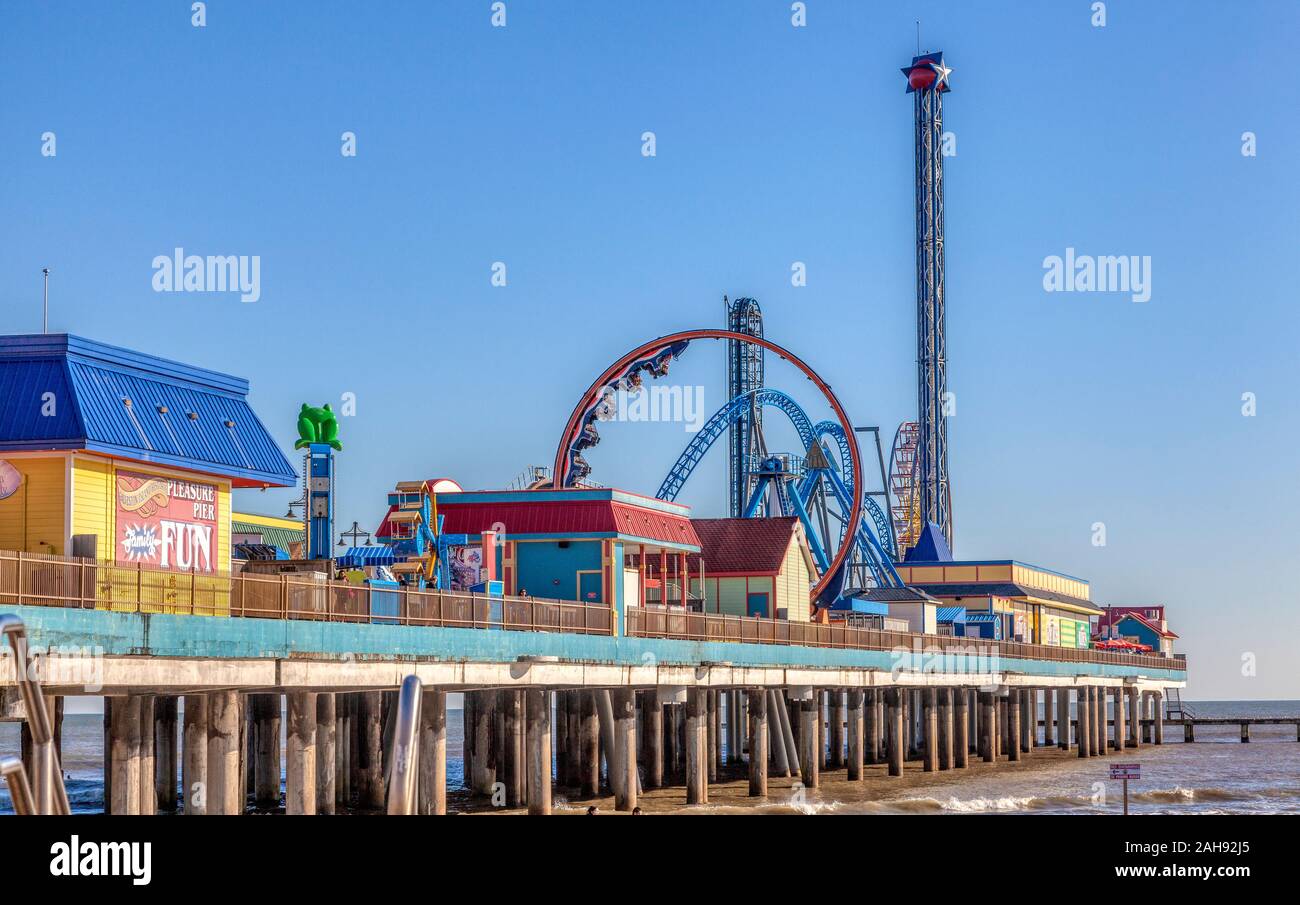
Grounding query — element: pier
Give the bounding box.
[0,552,1186,815]
[1179,718,1300,743]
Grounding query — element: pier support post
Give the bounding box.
[1042,688,1054,747]
[1077,689,1092,758]
[526,689,552,815]
[1058,687,1071,750]
[137,694,155,815]
[644,691,664,789]
[612,689,637,812]
[1153,692,1164,745]
[418,688,446,815]
[708,690,720,782]
[922,688,939,772]
[799,694,820,788]
[251,693,281,809]
[554,690,569,787]
[182,694,207,815]
[846,689,865,780]
[207,691,241,816]
[1128,689,1140,749]
[1007,688,1022,762]
[315,693,336,815]
[1184,722,1194,743]
[361,691,384,808]
[769,690,791,777]
[580,691,600,797]
[1140,692,1152,744]
[978,692,995,763]
[829,689,845,769]
[154,696,178,812]
[286,692,316,815]
[566,691,582,788]
[952,687,968,768]
[1112,688,1125,754]
[747,689,768,797]
[1240,723,1249,743]
[864,689,879,765]
[1019,689,1032,754]
[886,688,905,777]
[686,688,708,805]
[938,688,953,770]
[504,689,525,808]
[470,690,497,797]
[110,696,141,815]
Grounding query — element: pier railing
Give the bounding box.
[0,550,612,635]
[624,607,1187,673]
[0,549,1185,671]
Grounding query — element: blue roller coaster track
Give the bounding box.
[655,388,901,588]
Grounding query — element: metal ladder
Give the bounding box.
[1,615,71,815]
[1164,686,1195,721]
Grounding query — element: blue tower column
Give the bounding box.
[306,443,334,560]
[902,52,954,550]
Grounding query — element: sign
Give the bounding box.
[115,469,219,572]
[1110,763,1141,780]
[0,459,20,501]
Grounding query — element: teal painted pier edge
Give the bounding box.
[9,605,1188,683]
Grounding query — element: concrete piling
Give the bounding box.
[315,693,336,815]
[207,691,241,816]
[799,694,820,788]
[952,687,969,768]
[154,695,177,812]
[418,688,446,815]
[644,692,664,789]
[922,688,939,772]
[1077,689,1091,758]
[250,693,280,809]
[470,690,496,797]
[566,691,582,788]
[768,689,791,777]
[611,688,637,812]
[137,694,155,815]
[886,688,905,776]
[182,694,207,815]
[1127,689,1140,749]
[1007,688,1022,762]
[580,691,600,797]
[526,689,552,815]
[865,689,879,765]
[1019,689,1032,754]
[938,687,953,770]
[686,688,708,805]
[829,689,845,769]
[504,689,525,808]
[978,692,995,763]
[1112,688,1125,754]
[747,689,768,797]
[286,692,316,815]
[361,691,385,808]
[707,689,720,782]
[109,696,140,815]
[1042,688,1054,747]
[846,689,864,780]
[1153,692,1163,744]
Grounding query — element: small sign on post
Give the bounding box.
[1110,763,1140,814]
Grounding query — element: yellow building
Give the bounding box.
[895,559,1104,647]
[687,518,817,621]
[0,334,296,573]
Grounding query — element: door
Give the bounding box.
[747,592,769,618]
[578,571,603,604]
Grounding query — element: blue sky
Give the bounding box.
[1,2,1296,700]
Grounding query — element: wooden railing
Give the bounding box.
[0,549,1187,671]
[624,607,1188,673]
[0,550,612,635]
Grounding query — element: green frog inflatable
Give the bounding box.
[294,403,343,451]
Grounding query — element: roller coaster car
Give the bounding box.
[575,423,601,450]
[569,453,592,480]
[620,372,644,391]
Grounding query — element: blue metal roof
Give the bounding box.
[936,606,966,623]
[965,613,1000,624]
[0,334,296,486]
[337,546,396,568]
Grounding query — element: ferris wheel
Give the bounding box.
[888,421,922,559]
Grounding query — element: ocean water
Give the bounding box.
[2,701,1297,815]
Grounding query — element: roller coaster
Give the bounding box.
[550,329,911,610]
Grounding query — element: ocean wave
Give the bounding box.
[1130,786,1243,804]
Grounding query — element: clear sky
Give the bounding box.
[2,2,1296,701]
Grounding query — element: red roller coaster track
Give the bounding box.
[551,329,862,606]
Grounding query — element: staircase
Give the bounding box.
[1164,686,1195,721]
